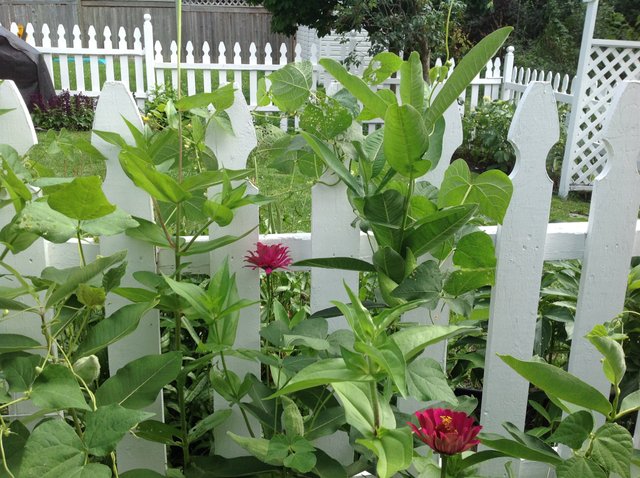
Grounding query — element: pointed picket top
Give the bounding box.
[279,43,287,64]
[154,40,163,61]
[202,41,211,62]
[9,22,18,35]
[72,24,81,46]
[133,27,142,49]
[25,23,35,46]
[567,81,640,399]
[170,41,178,63]
[310,44,318,64]
[0,80,37,155]
[118,26,127,47]
[42,24,51,46]
[294,43,302,62]
[104,26,112,45]
[233,42,242,64]
[493,57,502,77]
[249,42,257,65]
[186,41,194,63]
[218,41,226,63]
[204,85,257,170]
[57,25,67,47]
[88,25,97,48]
[264,43,273,66]
[480,82,558,452]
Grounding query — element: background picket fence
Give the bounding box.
[2,15,576,114]
[1,77,639,476]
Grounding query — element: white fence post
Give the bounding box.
[93,82,166,473]
[480,82,559,476]
[205,87,261,457]
[143,14,156,93]
[567,81,640,417]
[501,46,515,100]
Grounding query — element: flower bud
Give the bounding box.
[73,355,101,383]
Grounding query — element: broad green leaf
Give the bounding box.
[187,455,279,477]
[453,231,497,268]
[407,357,458,404]
[392,325,476,362]
[75,303,154,358]
[189,409,232,442]
[548,410,593,449]
[84,404,154,456]
[293,257,376,272]
[0,352,40,392]
[0,421,29,478]
[164,276,210,318]
[363,190,404,228]
[301,132,362,195]
[175,83,235,111]
[81,207,139,236]
[268,61,313,112]
[47,176,115,220]
[16,200,77,243]
[590,423,632,478]
[404,205,478,258]
[479,433,562,465]
[331,381,376,436]
[0,334,41,353]
[356,340,407,396]
[502,422,561,458]
[120,150,190,204]
[424,27,512,130]
[383,103,430,178]
[284,452,316,474]
[443,268,495,296]
[227,432,274,464]
[182,229,255,256]
[373,246,405,284]
[438,159,512,223]
[399,52,424,111]
[424,116,445,168]
[586,331,626,387]
[269,358,372,398]
[313,449,348,478]
[619,389,640,417]
[181,169,251,191]
[45,250,127,308]
[96,352,182,409]
[363,52,403,85]
[392,260,443,304]
[357,427,413,478]
[304,407,345,441]
[125,217,174,248]
[556,457,607,478]
[0,297,29,311]
[499,355,612,416]
[299,97,352,139]
[320,58,389,119]
[31,364,90,410]
[135,420,181,446]
[19,420,86,478]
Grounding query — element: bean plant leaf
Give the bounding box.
[392,325,476,362]
[383,103,430,178]
[548,410,593,450]
[454,231,497,268]
[47,176,116,220]
[313,449,348,478]
[96,352,182,409]
[189,409,233,442]
[268,61,313,112]
[31,364,90,411]
[84,404,155,456]
[392,260,442,304]
[586,329,626,387]
[478,433,562,465]
[424,27,513,131]
[81,208,139,237]
[125,217,174,249]
[75,302,154,358]
[619,389,640,417]
[363,190,404,228]
[319,58,390,119]
[0,334,41,353]
[498,355,612,417]
[175,83,235,111]
[556,457,607,478]
[589,423,632,478]
[0,352,40,392]
[19,420,86,478]
[16,200,77,243]
[363,52,403,85]
[182,229,256,256]
[407,357,458,404]
[293,257,376,272]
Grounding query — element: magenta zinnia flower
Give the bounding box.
[410,408,482,455]
[244,242,292,275]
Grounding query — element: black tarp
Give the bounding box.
[0,26,56,110]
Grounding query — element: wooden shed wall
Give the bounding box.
[0,1,295,62]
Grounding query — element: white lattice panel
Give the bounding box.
[566,43,640,188]
[182,0,249,6]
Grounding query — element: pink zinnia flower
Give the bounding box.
[410,408,482,455]
[244,242,292,275]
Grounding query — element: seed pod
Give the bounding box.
[280,395,304,437]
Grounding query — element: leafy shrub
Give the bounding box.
[31,90,95,131]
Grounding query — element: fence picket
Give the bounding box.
[567,81,640,411]
[233,42,242,90]
[249,42,258,106]
[170,41,178,87]
[57,25,70,91]
[118,27,130,90]
[104,27,115,82]
[25,23,35,47]
[203,41,212,93]
[93,82,166,473]
[218,41,227,86]
[186,41,196,96]
[41,24,53,78]
[88,26,100,93]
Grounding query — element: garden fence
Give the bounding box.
[1,15,577,115]
[1,77,639,476]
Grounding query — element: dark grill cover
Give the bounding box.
[0,25,56,110]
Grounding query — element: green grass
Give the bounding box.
[32,130,592,233]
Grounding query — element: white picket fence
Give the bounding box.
[1,77,639,475]
[2,15,577,114]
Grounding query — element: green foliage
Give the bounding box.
[31,90,95,131]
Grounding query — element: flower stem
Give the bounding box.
[441,454,448,478]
